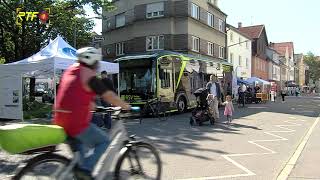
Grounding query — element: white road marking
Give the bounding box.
[177,119,307,180]
[276,114,320,180]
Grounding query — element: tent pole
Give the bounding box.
[21,75,24,121]
[117,73,120,96]
[53,66,56,110]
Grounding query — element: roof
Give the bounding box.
[294,54,303,61]
[227,24,252,40]
[270,42,294,57]
[237,25,265,39]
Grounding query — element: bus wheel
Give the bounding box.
[177,96,187,113]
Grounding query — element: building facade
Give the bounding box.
[294,54,307,86]
[102,0,227,62]
[227,24,252,79]
[266,47,281,83]
[238,24,269,80]
[270,42,295,82]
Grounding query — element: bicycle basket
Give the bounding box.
[0,124,66,154]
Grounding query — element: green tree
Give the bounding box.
[304,52,320,82]
[0,57,5,64]
[0,0,113,63]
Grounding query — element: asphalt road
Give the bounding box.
[1,96,320,180]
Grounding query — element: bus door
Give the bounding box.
[157,57,174,103]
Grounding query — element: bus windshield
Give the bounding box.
[119,58,156,100]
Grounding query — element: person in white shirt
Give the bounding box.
[239,83,246,107]
[206,75,221,121]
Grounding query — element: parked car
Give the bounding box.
[35,87,45,96]
[42,90,54,103]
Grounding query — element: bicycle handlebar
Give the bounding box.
[94,106,140,113]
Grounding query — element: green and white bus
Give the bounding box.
[115,51,232,113]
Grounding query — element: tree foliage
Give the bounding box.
[304,52,320,82]
[0,57,5,64]
[0,0,113,63]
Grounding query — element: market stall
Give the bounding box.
[0,36,119,120]
[246,77,271,103]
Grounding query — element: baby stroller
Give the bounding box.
[189,88,215,126]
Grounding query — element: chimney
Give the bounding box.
[238,22,242,28]
[214,0,218,7]
[270,42,274,47]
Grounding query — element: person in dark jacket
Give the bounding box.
[99,71,115,129]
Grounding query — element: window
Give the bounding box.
[191,3,199,19]
[219,19,224,32]
[219,46,225,58]
[207,12,214,27]
[239,37,242,46]
[190,77,197,92]
[230,53,234,64]
[116,13,125,28]
[208,42,214,56]
[116,42,124,56]
[160,69,170,88]
[146,35,164,51]
[239,56,242,66]
[192,36,200,52]
[246,58,249,68]
[146,2,164,18]
[230,32,233,42]
[105,18,111,29]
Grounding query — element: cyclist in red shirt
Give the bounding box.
[53,47,130,179]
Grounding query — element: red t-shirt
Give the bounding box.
[53,64,96,137]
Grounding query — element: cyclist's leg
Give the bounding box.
[75,124,109,173]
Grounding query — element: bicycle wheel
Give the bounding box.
[114,142,162,180]
[155,103,168,122]
[13,153,74,180]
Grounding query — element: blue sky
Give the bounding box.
[220,0,319,55]
[90,0,319,55]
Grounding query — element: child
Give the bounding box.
[223,95,234,124]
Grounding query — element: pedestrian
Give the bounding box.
[100,71,115,129]
[226,83,232,96]
[239,83,246,107]
[206,75,221,121]
[222,95,234,124]
[281,89,286,102]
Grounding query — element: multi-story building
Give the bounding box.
[270,42,295,82]
[102,0,227,63]
[266,47,281,86]
[227,24,252,79]
[238,24,269,80]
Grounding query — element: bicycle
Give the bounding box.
[140,95,168,124]
[13,107,162,180]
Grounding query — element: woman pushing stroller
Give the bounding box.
[190,75,222,126]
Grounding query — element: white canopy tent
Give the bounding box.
[0,36,119,120]
[246,77,271,85]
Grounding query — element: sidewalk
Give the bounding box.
[287,116,320,179]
